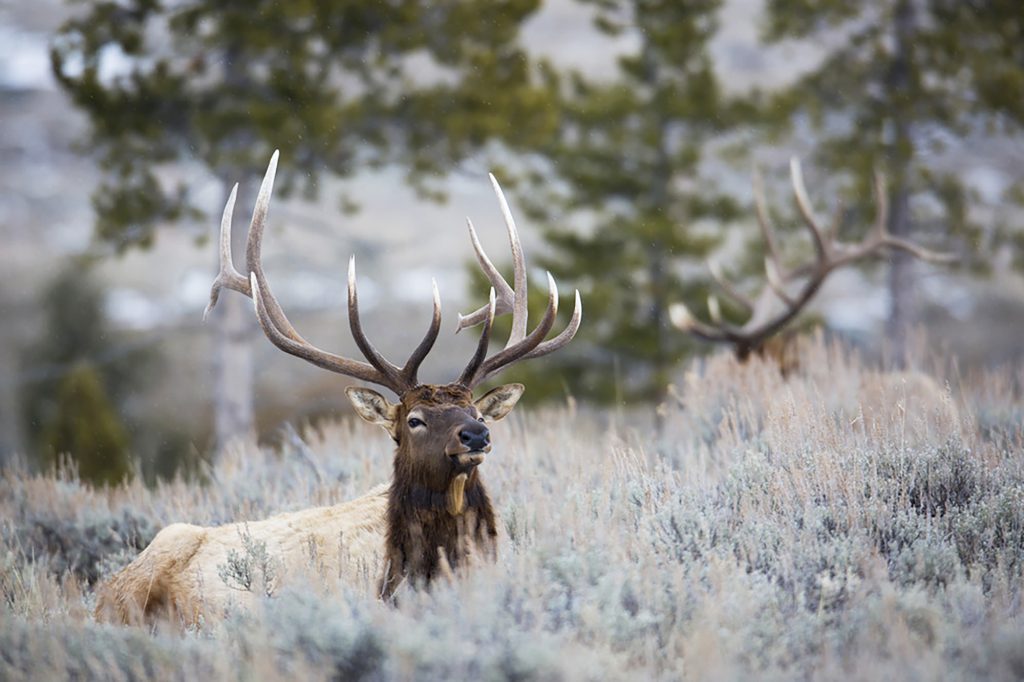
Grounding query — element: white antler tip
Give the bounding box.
[488,173,505,199]
[708,295,722,324]
[669,303,694,330]
[347,255,357,291]
[265,151,279,177]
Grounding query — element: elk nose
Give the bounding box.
[459,424,490,451]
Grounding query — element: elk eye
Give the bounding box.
[477,417,485,423]
[407,417,425,429]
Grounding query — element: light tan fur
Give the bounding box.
[446,473,469,516]
[95,484,389,625]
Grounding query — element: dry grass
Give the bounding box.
[2,337,1023,681]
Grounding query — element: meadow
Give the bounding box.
[2,337,1023,681]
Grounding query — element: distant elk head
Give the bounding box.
[670,158,953,366]
[205,151,581,598]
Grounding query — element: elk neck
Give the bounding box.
[381,384,499,596]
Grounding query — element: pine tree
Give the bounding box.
[761,0,1024,356]
[42,363,132,487]
[50,0,551,447]
[21,266,146,486]
[500,0,741,407]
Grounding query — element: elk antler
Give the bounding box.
[456,174,583,387]
[205,151,441,395]
[669,158,954,359]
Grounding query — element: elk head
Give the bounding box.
[670,158,953,363]
[205,151,581,596]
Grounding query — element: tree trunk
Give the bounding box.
[0,335,26,464]
[211,45,257,452]
[642,44,672,433]
[648,244,669,434]
[885,185,913,359]
[212,177,256,449]
[885,0,916,363]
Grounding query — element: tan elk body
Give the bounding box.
[95,152,581,624]
[95,484,390,623]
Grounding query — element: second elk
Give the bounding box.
[670,158,953,368]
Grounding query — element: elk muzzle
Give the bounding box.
[447,423,491,471]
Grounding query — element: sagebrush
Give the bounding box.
[2,339,1022,681]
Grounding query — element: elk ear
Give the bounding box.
[346,387,400,436]
[474,383,525,421]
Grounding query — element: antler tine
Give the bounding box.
[470,272,560,386]
[707,295,722,324]
[752,165,786,277]
[457,218,515,331]
[204,184,249,320]
[789,158,829,261]
[668,302,729,342]
[489,173,529,347]
[250,274,386,384]
[878,233,957,264]
[522,288,582,361]
[242,150,308,344]
[400,278,442,387]
[829,168,954,268]
[707,259,754,313]
[870,169,955,264]
[455,174,528,349]
[458,289,496,386]
[347,257,405,389]
[763,256,797,307]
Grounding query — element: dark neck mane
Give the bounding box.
[380,470,498,599]
[399,481,491,511]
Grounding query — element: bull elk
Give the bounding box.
[95,152,581,623]
[669,158,953,364]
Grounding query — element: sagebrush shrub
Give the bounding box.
[2,342,1022,681]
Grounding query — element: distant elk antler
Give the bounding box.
[669,158,954,360]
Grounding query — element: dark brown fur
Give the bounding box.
[381,472,497,598]
[374,384,500,599]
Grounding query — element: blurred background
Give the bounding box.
[1,0,1021,484]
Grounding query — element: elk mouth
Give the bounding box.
[447,447,490,471]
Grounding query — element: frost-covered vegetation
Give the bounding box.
[2,339,1023,681]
